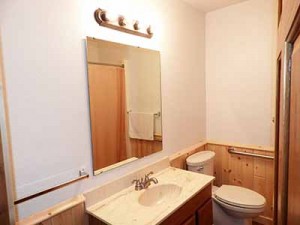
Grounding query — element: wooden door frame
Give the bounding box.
[0,32,16,224]
[275,5,300,225]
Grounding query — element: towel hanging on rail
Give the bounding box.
[129,112,154,141]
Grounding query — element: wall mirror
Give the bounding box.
[86,37,163,175]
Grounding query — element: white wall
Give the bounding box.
[205,0,276,147]
[0,0,206,219]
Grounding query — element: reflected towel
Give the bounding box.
[129,112,154,141]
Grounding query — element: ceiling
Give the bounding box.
[182,0,249,12]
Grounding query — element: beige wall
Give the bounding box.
[0,0,206,219]
[205,0,277,147]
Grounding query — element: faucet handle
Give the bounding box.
[145,171,154,178]
[132,179,139,184]
[132,178,144,191]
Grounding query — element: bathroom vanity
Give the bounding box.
[159,184,212,225]
[85,159,214,225]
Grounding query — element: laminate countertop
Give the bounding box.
[86,167,214,225]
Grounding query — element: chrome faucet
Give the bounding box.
[143,171,158,188]
[132,171,158,191]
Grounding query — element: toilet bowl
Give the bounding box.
[186,151,266,225]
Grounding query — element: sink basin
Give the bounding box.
[138,184,182,207]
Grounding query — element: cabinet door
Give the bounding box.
[161,185,211,225]
[197,199,213,225]
[181,215,196,225]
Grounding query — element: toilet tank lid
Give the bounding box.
[186,151,215,166]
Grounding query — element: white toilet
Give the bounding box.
[186,151,266,225]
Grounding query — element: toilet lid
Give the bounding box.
[214,185,266,209]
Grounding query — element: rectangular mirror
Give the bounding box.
[86,37,163,175]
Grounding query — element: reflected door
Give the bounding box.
[88,64,127,171]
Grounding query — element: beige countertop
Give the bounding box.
[86,167,214,225]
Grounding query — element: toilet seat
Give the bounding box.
[214,185,266,209]
[213,196,265,215]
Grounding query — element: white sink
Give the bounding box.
[138,184,182,207]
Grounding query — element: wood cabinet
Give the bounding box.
[197,199,213,225]
[89,184,213,225]
[160,184,212,225]
[182,215,196,225]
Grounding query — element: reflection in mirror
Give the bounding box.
[86,37,163,175]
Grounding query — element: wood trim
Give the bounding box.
[276,43,293,225]
[276,2,300,225]
[207,141,274,152]
[154,135,162,142]
[253,215,274,225]
[273,54,282,225]
[16,195,85,225]
[0,32,17,223]
[286,4,300,43]
[285,12,300,225]
[277,0,300,57]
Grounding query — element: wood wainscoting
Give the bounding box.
[169,142,274,225]
[169,142,207,169]
[16,195,86,225]
[130,135,162,158]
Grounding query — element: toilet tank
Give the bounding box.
[186,151,215,176]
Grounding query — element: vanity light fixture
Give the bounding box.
[94,8,153,39]
[133,21,140,30]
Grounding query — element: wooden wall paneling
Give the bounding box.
[53,204,85,225]
[266,151,275,222]
[230,148,245,187]
[219,145,230,185]
[38,204,85,225]
[205,144,223,186]
[169,142,207,169]
[17,195,85,225]
[72,199,85,225]
[50,209,73,225]
[130,139,162,158]
[241,149,254,189]
[175,143,274,225]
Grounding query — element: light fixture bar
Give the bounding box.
[94,8,153,39]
